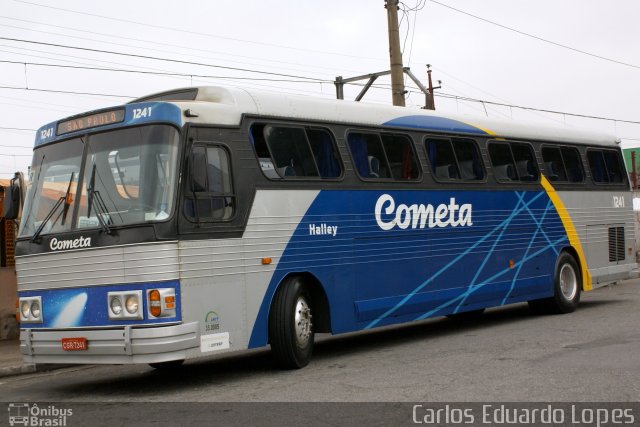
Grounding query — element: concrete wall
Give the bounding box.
[0,268,18,340]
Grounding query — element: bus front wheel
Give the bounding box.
[269,277,314,369]
[529,252,581,314]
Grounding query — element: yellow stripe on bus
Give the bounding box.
[540,175,593,291]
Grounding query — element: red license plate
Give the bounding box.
[61,337,88,351]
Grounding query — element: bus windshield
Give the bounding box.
[19,125,180,238]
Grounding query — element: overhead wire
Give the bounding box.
[429,0,640,70]
[0,59,332,83]
[0,37,331,83]
[0,20,357,79]
[12,0,384,61]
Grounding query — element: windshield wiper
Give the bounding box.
[31,172,74,243]
[87,163,112,234]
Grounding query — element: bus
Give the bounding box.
[7,86,637,369]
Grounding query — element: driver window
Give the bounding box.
[184,144,235,222]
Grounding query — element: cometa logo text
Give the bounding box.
[375,194,473,230]
[50,236,92,251]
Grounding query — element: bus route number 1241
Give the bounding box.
[132,107,153,120]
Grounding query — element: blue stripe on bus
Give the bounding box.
[34,102,182,147]
[19,280,181,328]
[248,189,566,349]
[382,115,489,135]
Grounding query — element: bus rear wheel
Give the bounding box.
[269,277,314,369]
[529,252,581,314]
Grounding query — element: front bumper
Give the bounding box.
[20,322,199,364]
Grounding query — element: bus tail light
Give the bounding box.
[147,288,176,318]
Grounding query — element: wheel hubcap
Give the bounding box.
[559,263,577,300]
[294,297,312,347]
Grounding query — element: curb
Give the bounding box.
[0,363,73,378]
[0,363,36,378]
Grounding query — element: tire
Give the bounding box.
[529,252,581,314]
[269,277,314,369]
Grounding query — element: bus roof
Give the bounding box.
[36,86,618,148]
[144,86,617,147]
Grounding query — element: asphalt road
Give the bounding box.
[1,279,639,404]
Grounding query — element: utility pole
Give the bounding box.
[425,64,442,110]
[385,0,405,107]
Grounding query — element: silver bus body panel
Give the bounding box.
[178,189,319,358]
[555,190,638,287]
[16,242,180,291]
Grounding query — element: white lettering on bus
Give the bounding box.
[375,194,473,231]
[49,236,92,251]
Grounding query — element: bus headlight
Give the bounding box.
[20,301,30,319]
[125,295,139,315]
[107,290,143,320]
[110,297,123,315]
[19,296,43,323]
[30,301,41,319]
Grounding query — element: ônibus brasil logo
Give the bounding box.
[8,403,73,426]
[375,194,473,231]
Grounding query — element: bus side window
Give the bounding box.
[588,150,607,183]
[587,148,624,184]
[511,143,539,182]
[561,147,584,182]
[306,128,342,178]
[489,142,538,183]
[603,151,624,183]
[184,144,235,222]
[380,134,420,180]
[488,143,517,181]
[426,139,460,180]
[347,132,391,179]
[452,138,484,180]
[251,125,342,179]
[541,146,567,182]
[426,138,483,182]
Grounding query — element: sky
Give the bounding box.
[1,0,640,179]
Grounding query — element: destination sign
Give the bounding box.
[57,109,125,135]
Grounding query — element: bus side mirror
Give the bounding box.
[3,181,21,220]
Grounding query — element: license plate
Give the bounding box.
[61,337,88,351]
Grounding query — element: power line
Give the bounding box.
[0,44,334,99]
[0,126,35,132]
[0,20,351,79]
[0,37,331,83]
[12,0,383,62]
[433,91,640,125]
[0,85,132,98]
[429,0,640,70]
[0,60,328,83]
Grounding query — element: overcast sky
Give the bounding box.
[1,0,640,178]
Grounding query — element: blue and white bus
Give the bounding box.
[9,86,637,369]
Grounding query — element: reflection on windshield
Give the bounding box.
[19,139,83,237]
[19,125,179,238]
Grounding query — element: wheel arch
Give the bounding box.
[559,245,586,291]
